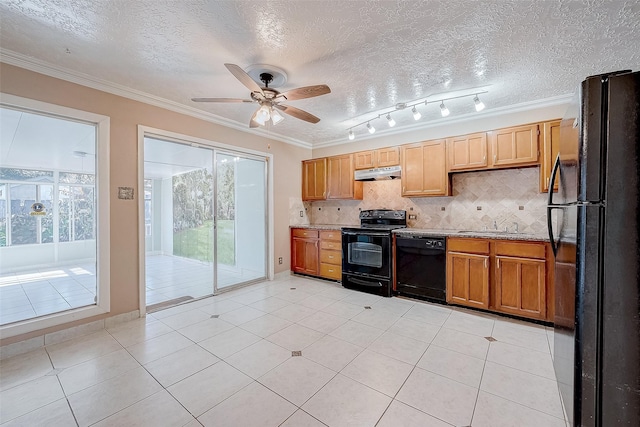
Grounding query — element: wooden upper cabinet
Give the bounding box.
[489,124,539,168]
[540,120,561,193]
[354,147,400,170]
[302,158,327,201]
[447,133,488,171]
[401,139,450,197]
[377,147,400,167]
[327,154,363,200]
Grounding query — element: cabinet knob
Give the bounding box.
[329,255,334,259]
[493,154,497,163]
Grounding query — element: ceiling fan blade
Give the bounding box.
[279,85,331,101]
[225,63,264,95]
[191,97,253,103]
[275,104,321,124]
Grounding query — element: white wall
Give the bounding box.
[0,240,96,272]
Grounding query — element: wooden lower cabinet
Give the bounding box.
[446,237,553,322]
[447,252,490,309]
[291,228,341,280]
[494,256,546,320]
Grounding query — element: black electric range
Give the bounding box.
[341,210,406,297]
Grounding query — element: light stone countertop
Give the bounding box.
[394,228,550,242]
[290,224,358,230]
[291,224,550,242]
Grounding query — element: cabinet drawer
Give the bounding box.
[494,241,545,259]
[447,238,490,254]
[320,263,342,280]
[292,228,319,239]
[321,240,341,250]
[320,249,341,265]
[319,230,341,241]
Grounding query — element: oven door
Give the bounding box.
[341,230,391,278]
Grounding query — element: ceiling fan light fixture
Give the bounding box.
[271,107,285,125]
[253,104,271,125]
[367,122,376,134]
[440,101,450,117]
[474,95,485,112]
[412,106,421,120]
[348,129,355,140]
[386,114,396,127]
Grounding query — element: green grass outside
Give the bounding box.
[173,219,235,265]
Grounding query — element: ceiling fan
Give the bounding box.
[192,63,331,128]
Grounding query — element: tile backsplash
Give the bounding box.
[292,167,551,234]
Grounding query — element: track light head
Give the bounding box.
[440,101,450,117]
[474,95,485,112]
[348,129,355,140]
[386,114,396,127]
[367,122,376,134]
[412,106,421,120]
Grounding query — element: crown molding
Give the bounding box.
[313,93,573,149]
[0,49,312,149]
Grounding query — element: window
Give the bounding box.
[144,179,152,237]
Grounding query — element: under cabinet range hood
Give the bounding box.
[354,166,402,181]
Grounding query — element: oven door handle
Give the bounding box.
[348,277,383,288]
[342,231,390,237]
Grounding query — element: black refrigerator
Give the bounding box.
[547,70,640,426]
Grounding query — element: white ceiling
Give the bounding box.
[0,106,96,173]
[1,1,639,148]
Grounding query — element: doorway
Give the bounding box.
[141,135,268,309]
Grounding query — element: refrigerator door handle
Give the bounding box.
[547,154,561,256]
[547,154,561,206]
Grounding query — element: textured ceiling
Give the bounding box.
[1,0,639,147]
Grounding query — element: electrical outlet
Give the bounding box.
[299,210,303,217]
[408,214,417,220]
[278,257,283,264]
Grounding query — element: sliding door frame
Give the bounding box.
[137,126,274,316]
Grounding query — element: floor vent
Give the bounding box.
[485,336,497,342]
[292,351,302,357]
[146,296,194,313]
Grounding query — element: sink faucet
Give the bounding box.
[512,222,519,233]
[493,220,498,230]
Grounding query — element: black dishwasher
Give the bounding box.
[395,235,446,302]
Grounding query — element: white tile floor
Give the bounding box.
[0,255,264,326]
[0,275,568,427]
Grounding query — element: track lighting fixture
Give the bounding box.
[386,114,396,127]
[474,95,485,112]
[412,106,421,120]
[345,90,488,140]
[440,101,450,117]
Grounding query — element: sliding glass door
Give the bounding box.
[215,152,266,291]
[143,137,267,308]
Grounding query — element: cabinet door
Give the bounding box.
[377,147,400,167]
[540,120,561,192]
[401,139,449,197]
[302,158,327,201]
[291,237,319,275]
[354,151,376,170]
[327,154,363,199]
[489,124,539,167]
[495,256,546,320]
[446,252,490,309]
[447,133,488,171]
